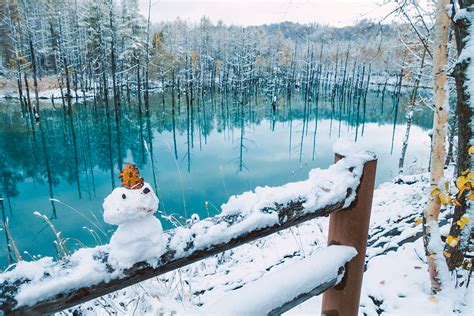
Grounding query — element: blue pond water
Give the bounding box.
[0,90,432,267]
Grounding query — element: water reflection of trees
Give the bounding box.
[0,89,433,203]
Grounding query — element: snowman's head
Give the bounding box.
[103,182,159,225]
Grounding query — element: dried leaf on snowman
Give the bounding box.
[103,163,167,268]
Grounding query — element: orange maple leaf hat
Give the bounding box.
[119,163,144,189]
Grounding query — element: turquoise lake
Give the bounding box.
[0,89,433,267]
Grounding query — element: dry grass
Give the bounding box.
[0,76,60,92]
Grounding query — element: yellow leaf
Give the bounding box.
[119,163,144,189]
[443,251,451,258]
[453,199,462,206]
[415,218,423,226]
[446,235,460,247]
[439,193,448,205]
[456,176,469,191]
[467,194,474,201]
[460,215,470,225]
[431,188,441,196]
[444,181,450,191]
[469,146,474,155]
[456,220,465,229]
[467,172,474,180]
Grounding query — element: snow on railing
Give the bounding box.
[0,152,377,316]
[204,245,357,315]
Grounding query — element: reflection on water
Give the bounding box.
[0,90,432,267]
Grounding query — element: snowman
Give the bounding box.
[103,163,167,268]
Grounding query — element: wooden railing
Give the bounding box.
[0,152,377,316]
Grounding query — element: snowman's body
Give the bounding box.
[103,182,167,268]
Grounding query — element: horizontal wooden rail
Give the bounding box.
[203,245,357,316]
[0,153,376,315]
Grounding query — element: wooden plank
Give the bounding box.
[268,273,341,316]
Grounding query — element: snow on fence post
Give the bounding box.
[322,153,377,316]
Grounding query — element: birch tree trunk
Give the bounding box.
[423,0,451,293]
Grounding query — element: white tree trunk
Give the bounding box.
[423,0,451,293]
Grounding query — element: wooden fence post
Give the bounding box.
[321,153,377,316]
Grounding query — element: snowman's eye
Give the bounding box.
[143,187,150,194]
[122,194,126,199]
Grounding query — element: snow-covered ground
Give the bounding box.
[0,87,95,100]
[0,81,164,100]
[60,171,471,316]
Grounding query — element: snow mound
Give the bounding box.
[332,137,376,159]
[0,246,117,308]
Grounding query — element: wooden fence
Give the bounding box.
[0,153,377,316]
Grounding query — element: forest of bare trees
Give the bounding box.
[0,0,429,115]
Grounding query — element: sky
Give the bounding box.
[139,0,398,27]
